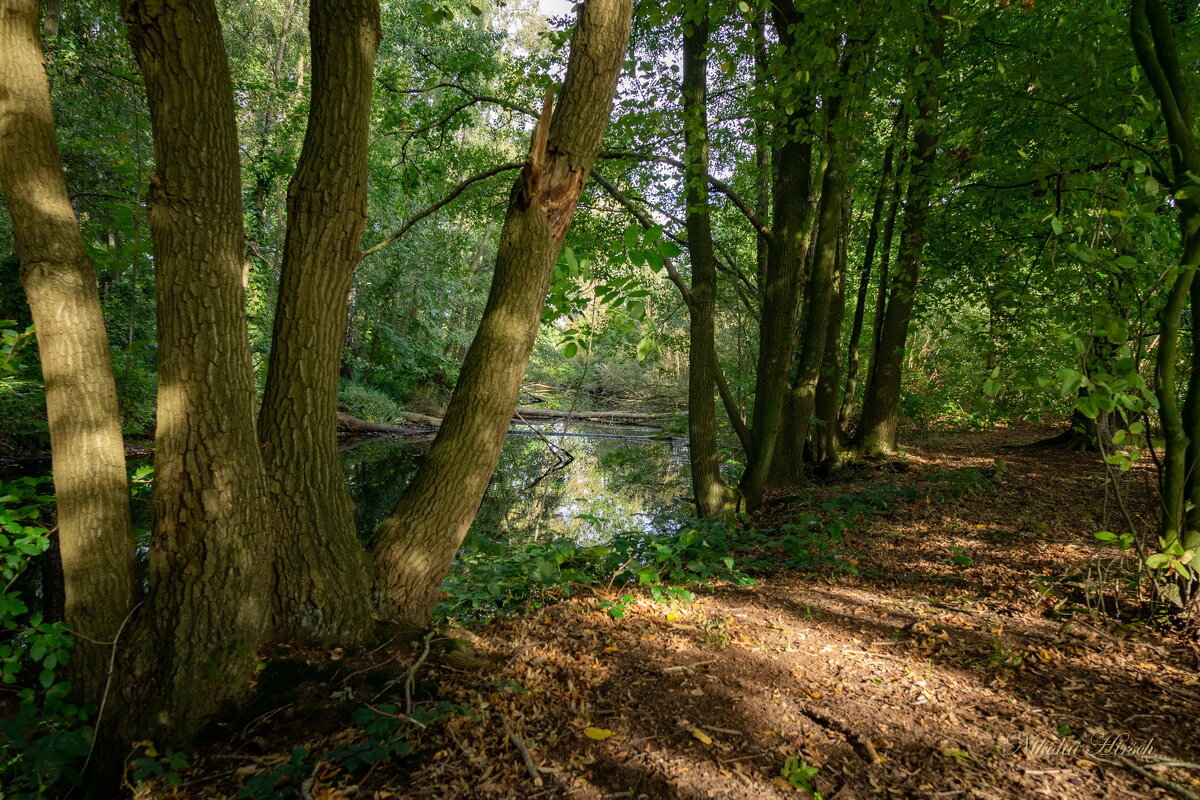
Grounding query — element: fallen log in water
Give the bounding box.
[510,406,664,424]
[338,405,663,434]
[336,411,439,433]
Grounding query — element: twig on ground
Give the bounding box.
[503,716,544,786]
[1112,755,1200,800]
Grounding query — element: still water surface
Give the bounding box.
[341,422,690,545]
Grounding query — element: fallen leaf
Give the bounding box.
[690,728,713,745]
[584,727,615,741]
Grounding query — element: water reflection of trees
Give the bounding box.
[340,425,689,547]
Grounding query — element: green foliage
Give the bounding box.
[780,755,822,796]
[236,702,463,798]
[0,477,92,798]
[338,379,407,424]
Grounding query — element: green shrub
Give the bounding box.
[0,476,92,798]
[338,380,405,423]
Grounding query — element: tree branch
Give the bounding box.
[360,161,522,260]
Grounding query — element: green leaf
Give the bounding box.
[562,341,579,359]
[1050,217,1064,235]
[623,225,640,250]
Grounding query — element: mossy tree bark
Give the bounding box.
[121,0,276,742]
[681,0,736,516]
[0,0,136,709]
[857,2,947,457]
[258,0,379,645]
[371,0,632,628]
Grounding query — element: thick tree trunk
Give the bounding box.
[258,0,379,645]
[371,0,632,628]
[121,0,275,743]
[682,1,736,517]
[0,0,136,710]
[857,3,946,457]
[840,110,906,432]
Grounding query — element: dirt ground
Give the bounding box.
[159,428,1200,800]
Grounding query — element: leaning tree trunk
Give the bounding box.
[0,0,136,710]
[857,2,947,457]
[258,0,379,645]
[681,0,736,516]
[371,0,632,628]
[121,0,276,744]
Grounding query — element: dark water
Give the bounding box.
[341,422,691,546]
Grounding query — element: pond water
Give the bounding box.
[341,422,691,546]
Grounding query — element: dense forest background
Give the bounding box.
[2,0,1200,796]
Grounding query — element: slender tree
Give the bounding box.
[1130,0,1200,614]
[681,0,736,516]
[858,1,948,456]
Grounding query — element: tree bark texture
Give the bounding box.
[682,1,736,517]
[0,0,136,708]
[371,0,632,628]
[258,0,379,645]
[857,3,947,457]
[121,0,275,742]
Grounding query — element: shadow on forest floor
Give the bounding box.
[156,427,1200,800]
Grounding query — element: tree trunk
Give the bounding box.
[258,0,379,645]
[1131,0,1200,616]
[740,0,813,510]
[682,0,736,517]
[857,2,947,457]
[0,0,136,710]
[371,0,632,628]
[771,129,847,485]
[813,192,851,468]
[120,0,275,743]
[840,109,906,432]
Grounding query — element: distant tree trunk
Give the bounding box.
[371,0,632,628]
[1130,0,1200,616]
[258,0,379,645]
[857,3,947,457]
[840,109,906,433]
[121,0,275,743]
[681,1,736,517]
[813,193,851,468]
[41,0,60,36]
[0,0,136,710]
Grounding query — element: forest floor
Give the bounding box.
[158,428,1200,800]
